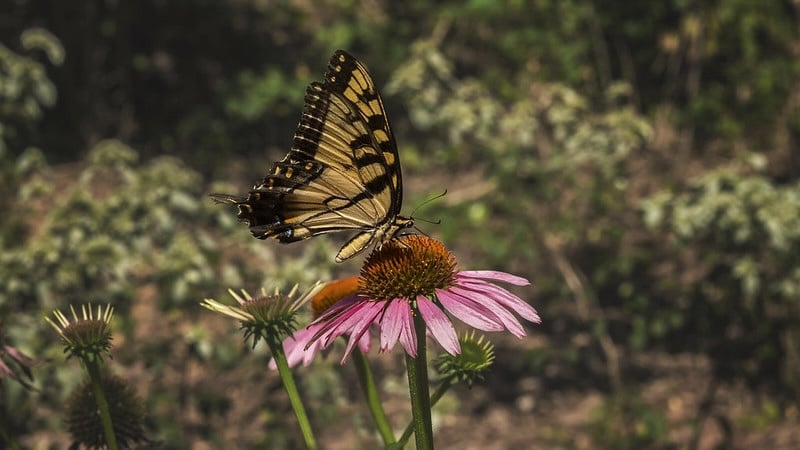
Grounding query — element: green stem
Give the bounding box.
[266,334,318,450]
[397,380,452,448]
[405,311,434,450]
[84,359,119,450]
[353,348,396,446]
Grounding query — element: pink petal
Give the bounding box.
[448,285,526,337]
[269,330,301,370]
[356,330,372,354]
[436,289,505,331]
[417,296,460,355]
[459,270,530,286]
[314,299,375,347]
[458,279,541,323]
[396,305,417,357]
[340,301,385,363]
[298,323,329,366]
[313,295,360,323]
[380,300,407,352]
[283,328,316,369]
[310,316,346,348]
[302,340,324,366]
[308,297,363,346]
[4,346,31,362]
[275,311,377,368]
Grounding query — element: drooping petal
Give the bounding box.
[287,328,318,368]
[308,296,361,341]
[341,301,384,362]
[449,285,527,337]
[396,304,417,357]
[417,296,460,355]
[311,299,371,347]
[459,270,530,286]
[457,278,541,323]
[380,299,407,352]
[268,325,319,370]
[310,316,346,349]
[356,329,371,354]
[274,303,378,369]
[302,339,325,366]
[437,289,505,331]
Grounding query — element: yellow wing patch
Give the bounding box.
[211,50,413,262]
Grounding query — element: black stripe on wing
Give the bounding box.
[323,50,403,215]
[211,50,413,260]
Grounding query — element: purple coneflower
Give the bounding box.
[309,236,540,362]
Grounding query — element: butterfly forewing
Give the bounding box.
[211,50,412,261]
[325,52,403,214]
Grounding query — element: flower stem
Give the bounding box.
[353,349,396,446]
[266,334,318,450]
[397,380,452,448]
[405,310,434,450]
[84,359,119,450]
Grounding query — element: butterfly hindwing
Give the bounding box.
[212,50,412,262]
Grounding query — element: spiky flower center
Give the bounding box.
[239,295,298,347]
[64,319,111,344]
[360,236,457,302]
[60,319,113,362]
[66,373,150,449]
[242,295,293,323]
[435,331,495,387]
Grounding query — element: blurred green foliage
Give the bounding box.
[589,394,668,450]
[1,0,799,448]
[0,27,62,158]
[642,167,800,396]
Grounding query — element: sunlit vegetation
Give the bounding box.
[1,1,798,448]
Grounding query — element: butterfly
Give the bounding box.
[212,50,413,262]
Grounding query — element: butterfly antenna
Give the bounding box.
[409,189,447,218]
[400,189,447,239]
[410,223,436,239]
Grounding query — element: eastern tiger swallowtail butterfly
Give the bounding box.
[211,50,413,262]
